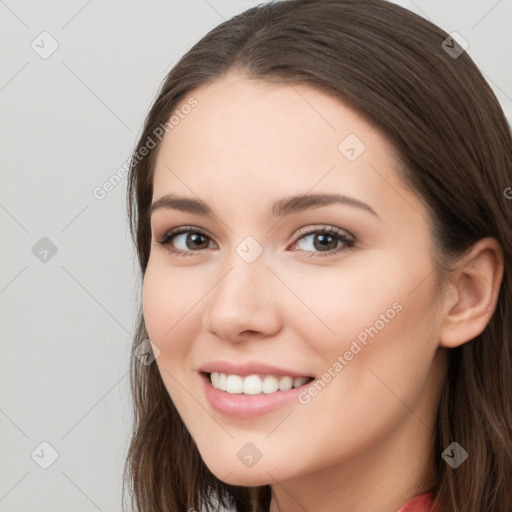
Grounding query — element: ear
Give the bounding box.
[439,237,504,348]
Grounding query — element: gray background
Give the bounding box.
[1,1,510,510]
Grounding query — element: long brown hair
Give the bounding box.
[123,1,512,510]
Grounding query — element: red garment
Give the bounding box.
[396,492,434,512]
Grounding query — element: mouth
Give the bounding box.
[201,371,315,395]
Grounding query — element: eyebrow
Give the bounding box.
[147,192,379,220]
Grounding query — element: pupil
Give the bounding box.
[188,233,208,250]
[314,234,337,251]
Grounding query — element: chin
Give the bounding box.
[202,459,276,487]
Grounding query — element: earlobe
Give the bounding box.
[439,237,504,349]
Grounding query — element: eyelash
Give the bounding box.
[155,225,355,258]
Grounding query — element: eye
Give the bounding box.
[155,225,355,258]
[289,226,355,257]
[155,226,217,257]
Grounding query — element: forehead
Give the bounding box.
[156,71,384,169]
[151,71,422,224]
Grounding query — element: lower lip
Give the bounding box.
[200,372,313,418]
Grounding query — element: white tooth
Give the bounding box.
[278,375,293,391]
[243,374,263,395]
[293,376,309,388]
[211,373,309,394]
[262,375,279,393]
[218,372,227,391]
[226,374,244,394]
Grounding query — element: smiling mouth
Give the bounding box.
[203,371,315,395]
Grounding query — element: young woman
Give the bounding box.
[122,1,512,511]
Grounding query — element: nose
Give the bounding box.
[201,249,283,343]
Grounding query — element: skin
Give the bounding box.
[142,71,504,512]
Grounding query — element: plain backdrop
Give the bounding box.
[0,1,511,510]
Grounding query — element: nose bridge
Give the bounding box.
[216,233,271,301]
[202,240,282,340]
[212,244,270,313]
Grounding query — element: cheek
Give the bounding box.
[142,263,205,412]
[281,274,439,468]
[312,260,439,409]
[283,248,439,379]
[276,260,405,353]
[142,261,205,356]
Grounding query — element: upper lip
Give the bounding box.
[199,360,314,378]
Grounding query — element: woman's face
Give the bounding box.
[143,71,447,489]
